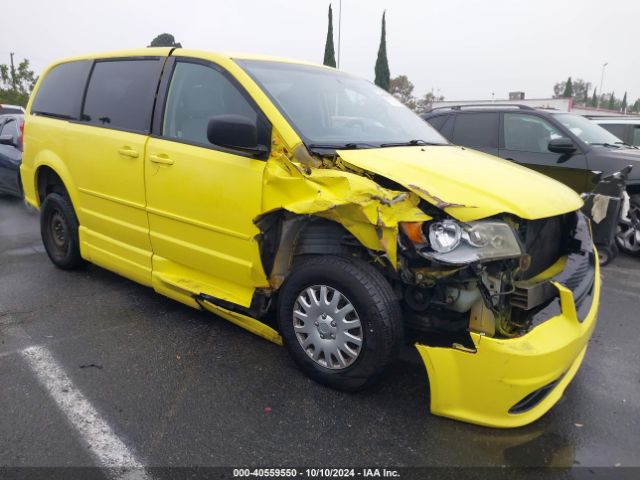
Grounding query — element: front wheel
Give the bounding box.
[616,193,640,256]
[277,255,403,392]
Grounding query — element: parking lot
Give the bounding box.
[1,194,639,476]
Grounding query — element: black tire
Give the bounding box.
[617,193,640,256]
[597,246,614,266]
[277,255,403,392]
[40,192,84,270]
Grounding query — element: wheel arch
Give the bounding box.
[32,155,78,209]
[256,212,378,291]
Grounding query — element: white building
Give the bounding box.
[431,95,629,117]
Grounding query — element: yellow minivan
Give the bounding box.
[21,48,600,428]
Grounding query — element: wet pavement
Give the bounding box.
[1,195,639,477]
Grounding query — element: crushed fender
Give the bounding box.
[258,136,431,269]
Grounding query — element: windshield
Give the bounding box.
[554,113,624,145]
[236,60,447,148]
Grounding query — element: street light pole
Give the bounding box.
[337,0,342,69]
[598,62,608,109]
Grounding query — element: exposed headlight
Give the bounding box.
[428,220,462,252]
[421,220,522,265]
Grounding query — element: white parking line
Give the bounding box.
[21,345,152,480]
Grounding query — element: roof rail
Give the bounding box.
[427,104,536,113]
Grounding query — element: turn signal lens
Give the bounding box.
[400,222,427,245]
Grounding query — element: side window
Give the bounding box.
[31,60,92,119]
[162,61,259,146]
[452,112,498,148]
[633,126,640,146]
[82,59,162,132]
[503,113,561,153]
[426,114,450,132]
[600,124,626,141]
[0,119,18,143]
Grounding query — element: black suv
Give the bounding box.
[422,105,640,256]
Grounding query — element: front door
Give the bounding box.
[145,58,270,308]
[499,112,590,193]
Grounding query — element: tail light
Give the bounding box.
[18,119,24,152]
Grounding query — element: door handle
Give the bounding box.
[149,154,174,166]
[118,147,139,158]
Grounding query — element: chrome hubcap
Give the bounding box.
[293,285,363,370]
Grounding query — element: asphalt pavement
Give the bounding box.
[1,195,639,478]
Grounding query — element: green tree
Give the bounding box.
[148,33,182,48]
[591,87,598,107]
[553,78,589,104]
[374,11,390,91]
[582,84,589,105]
[621,91,627,112]
[608,92,616,110]
[561,76,573,98]
[0,57,37,107]
[323,4,337,67]
[416,91,445,114]
[632,99,640,113]
[389,75,416,110]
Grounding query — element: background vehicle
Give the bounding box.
[0,113,24,198]
[588,116,640,147]
[422,105,640,256]
[0,104,25,115]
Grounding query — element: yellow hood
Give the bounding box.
[336,145,583,222]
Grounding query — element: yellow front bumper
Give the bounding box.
[416,258,600,428]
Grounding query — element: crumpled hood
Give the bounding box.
[336,145,583,221]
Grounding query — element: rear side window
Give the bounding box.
[31,61,92,119]
[633,127,640,146]
[452,113,498,148]
[82,59,162,133]
[1,106,23,115]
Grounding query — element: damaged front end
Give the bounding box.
[399,210,599,428]
[398,210,595,343]
[256,138,598,428]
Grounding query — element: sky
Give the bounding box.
[1,0,637,102]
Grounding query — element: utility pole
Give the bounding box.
[597,62,608,109]
[337,0,342,68]
[9,52,17,91]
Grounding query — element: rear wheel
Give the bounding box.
[616,193,640,255]
[40,192,84,270]
[277,255,402,392]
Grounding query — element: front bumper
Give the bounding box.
[415,249,600,428]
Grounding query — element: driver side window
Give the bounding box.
[163,61,257,145]
[503,113,561,153]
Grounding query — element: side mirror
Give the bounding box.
[206,114,268,156]
[0,134,16,147]
[548,137,576,154]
